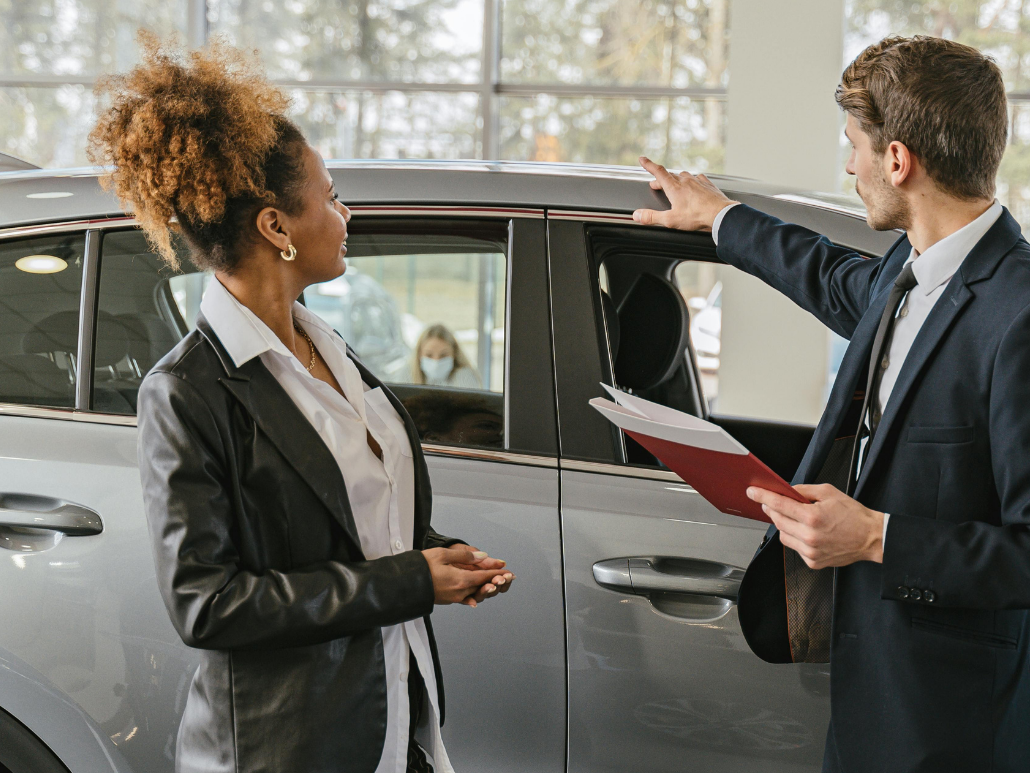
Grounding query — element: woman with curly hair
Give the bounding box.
[88,35,514,773]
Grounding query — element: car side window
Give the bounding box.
[675,260,846,425]
[94,221,508,450]
[0,233,86,409]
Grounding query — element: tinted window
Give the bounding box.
[0,233,85,409]
[95,222,508,451]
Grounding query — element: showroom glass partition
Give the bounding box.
[1,0,1026,226]
[0,0,729,174]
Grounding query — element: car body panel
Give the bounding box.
[0,415,198,772]
[428,456,565,773]
[561,469,830,773]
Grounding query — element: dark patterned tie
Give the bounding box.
[846,262,918,494]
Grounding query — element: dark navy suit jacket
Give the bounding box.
[720,204,1030,773]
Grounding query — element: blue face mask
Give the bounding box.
[420,356,454,382]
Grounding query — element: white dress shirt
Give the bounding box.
[713,200,1004,543]
[200,278,453,773]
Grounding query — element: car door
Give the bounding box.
[547,213,834,773]
[324,209,566,773]
[81,207,565,773]
[0,223,188,773]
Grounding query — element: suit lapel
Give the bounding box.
[854,280,973,494]
[196,315,364,551]
[854,208,1025,496]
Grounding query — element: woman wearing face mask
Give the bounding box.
[412,324,483,388]
[89,36,514,773]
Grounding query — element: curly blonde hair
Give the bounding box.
[87,32,307,271]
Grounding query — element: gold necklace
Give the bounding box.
[293,320,316,371]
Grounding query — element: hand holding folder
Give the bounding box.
[590,384,809,522]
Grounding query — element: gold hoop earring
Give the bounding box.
[280,244,297,262]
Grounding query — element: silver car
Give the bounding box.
[0,161,899,773]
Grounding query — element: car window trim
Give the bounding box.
[77,229,101,411]
[559,457,694,484]
[0,209,544,241]
[0,400,558,468]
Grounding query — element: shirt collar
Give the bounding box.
[200,277,297,367]
[907,200,1004,295]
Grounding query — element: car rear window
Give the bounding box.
[0,233,86,410]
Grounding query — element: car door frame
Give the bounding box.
[545,209,839,773]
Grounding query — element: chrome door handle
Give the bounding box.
[593,557,744,601]
[0,493,103,536]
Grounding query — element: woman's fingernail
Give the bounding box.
[496,578,505,586]
[472,551,488,560]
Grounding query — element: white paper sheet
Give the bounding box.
[591,385,748,455]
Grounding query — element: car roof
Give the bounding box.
[0,160,898,254]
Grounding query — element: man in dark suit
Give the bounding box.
[633,36,1030,773]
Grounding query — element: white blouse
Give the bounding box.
[201,278,453,773]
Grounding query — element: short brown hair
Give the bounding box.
[88,33,307,272]
[836,36,1008,200]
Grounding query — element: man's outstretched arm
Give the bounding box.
[633,156,895,340]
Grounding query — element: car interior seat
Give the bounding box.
[609,272,693,466]
[613,272,690,391]
[116,313,181,375]
[91,312,151,414]
[2,310,81,408]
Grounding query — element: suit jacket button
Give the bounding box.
[898,586,910,599]
[910,589,922,601]
[924,590,936,603]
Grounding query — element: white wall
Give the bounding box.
[715,0,845,424]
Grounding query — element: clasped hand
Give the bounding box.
[746,484,886,569]
[422,546,516,608]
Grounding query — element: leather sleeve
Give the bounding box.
[881,300,1030,609]
[715,204,898,340]
[137,370,436,650]
[424,528,466,550]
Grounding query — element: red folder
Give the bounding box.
[590,385,809,522]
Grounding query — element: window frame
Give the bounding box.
[0,222,95,415]
[0,209,559,466]
[548,215,715,468]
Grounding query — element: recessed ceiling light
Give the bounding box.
[26,192,73,199]
[15,255,68,274]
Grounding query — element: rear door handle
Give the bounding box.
[593,556,744,601]
[0,493,103,536]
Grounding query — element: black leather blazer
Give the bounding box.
[137,313,462,773]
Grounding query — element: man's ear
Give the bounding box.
[886,140,915,188]
[255,206,291,253]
